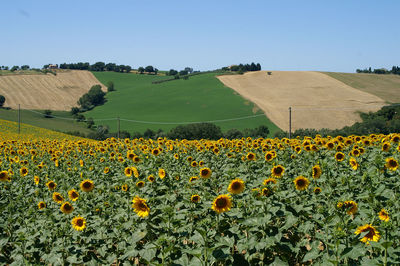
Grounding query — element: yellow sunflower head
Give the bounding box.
[293,176,310,191]
[191,194,201,203]
[151,148,161,156]
[246,152,256,161]
[191,161,198,167]
[199,167,212,178]
[378,209,389,222]
[60,202,74,214]
[335,152,345,162]
[0,171,9,182]
[382,142,391,152]
[271,165,285,178]
[344,200,358,215]
[68,189,79,201]
[263,177,277,186]
[124,167,133,177]
[227,178,245,194]
[122,184,129,191]
[20,167,28,177]
[34,176,39,185]
[147,175,155,182]
[385,157,398,171]
[312,165,322,179]
[354,224,380,244]
[52,192,64,204]
[313,187,322,194]
[158,168,166,179]
[211,194,232,214]
[132,196,150,218]
[71,216,86,231]
[103,167,110,174]
[136,181,145,188]
[38,201,46,210]
[80,179,94,192]
[349,157,358,170]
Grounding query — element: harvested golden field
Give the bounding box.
[0,70,105,110]
[323,72,400,103]
[218,71,386,131]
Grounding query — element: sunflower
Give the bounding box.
[122,184,129,191]
[313,187,322,194]
[33,176,39,185]
[136,181,145,188]
[355,224,380,244]
[132,196,150,218]
[20,167,28,177]
[191,161,198,167]
[124,167,133,177]
[133,156,140,163]
[80,179,94,192]
[335,152,345,162]
[132,167,139,178]
[186,156,193,162]
[71,216,86,231]
[211,194,232,214]
[271,165,285,178]
[264,152,274,162]
[61,202,74,214]
[378,209,389,222]
[189,176,198,182]
[191,194,201,203]
[227,178,245,194]
[0,170,9,182]
[246,152,256,161]
[68,189,79,201]
[382,142,391,152]
[52,192,64,204]
[199,160,205,167]
[103,167,110,174]
[147,175,155,182]
[312,165,322,179]
[46,180,57,190]
[262,187,271,196]
[158,168,166,179]
[151,148,160,156]
[174,154,179,160]
[344,200,358,215]
[385,157,398,171]
[349,157,358,170]
[38,201,46,210]
[293,176,310,191]
[199,167,212,178]
[263,177,277,185]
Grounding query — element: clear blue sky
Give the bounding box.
[1,0,399,72]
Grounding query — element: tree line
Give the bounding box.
[221,62,262,73]
[356,66,400,75]
[58,62,132,73]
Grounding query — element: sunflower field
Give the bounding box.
[1,120,400,265]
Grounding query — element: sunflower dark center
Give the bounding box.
[83,182,91,188]
[297,179,306,187]
[76,219,84,227]
[64,204,72,210]
[266,154,272,159]
[362,228,375,239]
[137,202,147,211]
[231,182,241,190]
[274,167,283,175]
[216,198,227,208]
[72,192,78,198]
[389,160,397,167]
[201,170,209,176]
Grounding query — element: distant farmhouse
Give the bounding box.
[47,64,58,69]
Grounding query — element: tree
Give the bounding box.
[125,65,132,73]
[145,65,154,73]
[43,110,52,118]
[256,63,261,71]
[0,95,5,107]
[179,70,188,75]
[184,67,193,74]
[10,66,19,72]
[106,81,115,92]
[21,65,30,70]
[167,69,178,76]
[77,85,106,111]
[138,67,145,74]
[154,68,158,75]
[70,107,80,115]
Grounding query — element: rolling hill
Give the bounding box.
[86,72,279,134]
[0,70,105,110]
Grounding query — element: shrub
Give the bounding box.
[0,95,5,107]
[43,110,52,118]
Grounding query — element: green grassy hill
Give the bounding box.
[0,109,92,134]
[323,72,400,103]
[86,72,279,135]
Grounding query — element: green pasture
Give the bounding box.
[87,72,279,135]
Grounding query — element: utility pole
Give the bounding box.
[288,107,292,139]
[18,104,21,134]
[117,117,120,139]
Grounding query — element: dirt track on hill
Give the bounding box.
[0,70,105,110]
[217,71,386,131]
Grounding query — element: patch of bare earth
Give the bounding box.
[217,71,386,131]
[0,70,106,110]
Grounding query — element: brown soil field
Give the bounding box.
[217,71,386,131]
[0,70,105,110]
